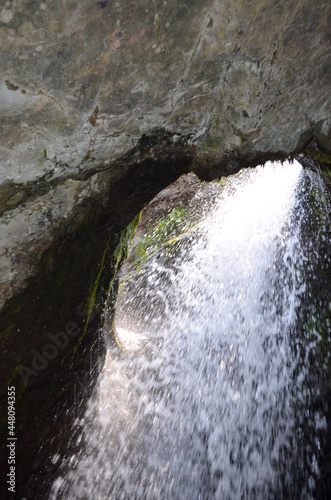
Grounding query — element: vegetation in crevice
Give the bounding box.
[302,147,331,193]
[0,204,140,436]
[0,203,142,498]
[134,207,192,265]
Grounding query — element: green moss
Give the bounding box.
[303,150,331,194]
[64,211,142,363]
[0,202,143,448]
[82,241,110,339]
[321,168,331,192]
[134,207,191,265]
[106,212,142,290]
[304,148,331,167]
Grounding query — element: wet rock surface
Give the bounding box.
[108,161,331,499]
[1,0,330,308]
[0,0,330,495]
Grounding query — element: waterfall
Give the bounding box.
[51,160,330,499]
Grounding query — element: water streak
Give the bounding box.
[51,160,329,499]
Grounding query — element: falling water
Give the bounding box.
[51,160,330,499]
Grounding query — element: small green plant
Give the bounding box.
[135,207,189,265]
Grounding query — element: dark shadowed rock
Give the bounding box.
[1,0,330,308]
[0,0,330,495]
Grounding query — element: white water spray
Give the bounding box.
[51,160,329,499]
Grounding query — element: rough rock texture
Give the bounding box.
[121,172,224,274]
[0,0,330,494]
[1,0,330,308]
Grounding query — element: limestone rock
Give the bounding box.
[0,1,330,494]
[1,0,330,309]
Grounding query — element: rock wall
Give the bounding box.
[1,0,330,305]
[0,0,330,494]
